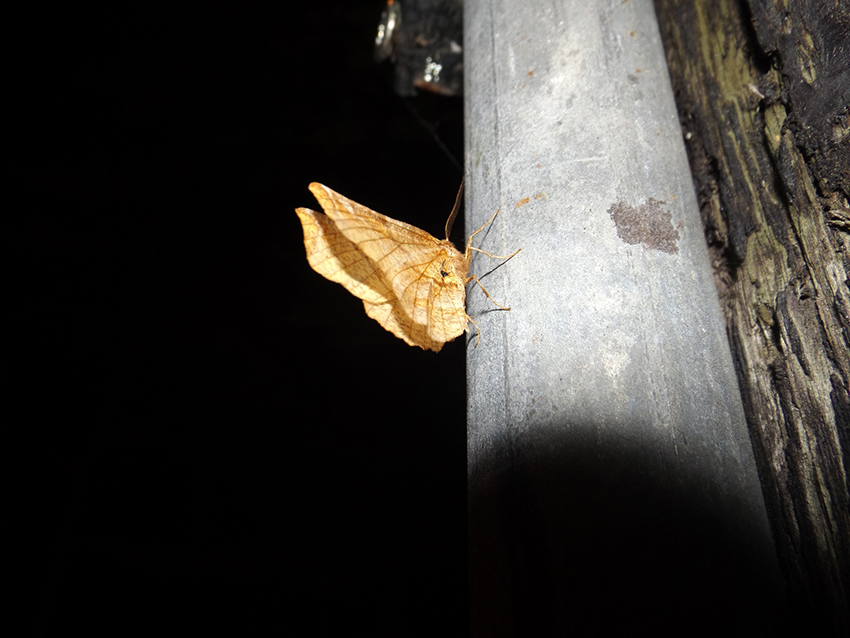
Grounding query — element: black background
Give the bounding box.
[15,3,467,634]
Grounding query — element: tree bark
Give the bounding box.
[654,0,850,634]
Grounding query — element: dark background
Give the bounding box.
[15,3,467,634]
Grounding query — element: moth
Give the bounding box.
[295,182,518,352]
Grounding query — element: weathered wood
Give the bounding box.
[654,0,850,633]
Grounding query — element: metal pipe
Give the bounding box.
[464,1,785,633]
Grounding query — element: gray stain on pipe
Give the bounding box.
[609,198,681,254]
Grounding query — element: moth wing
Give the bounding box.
[306,183,444,295]
[417,253,470,345]
[295,206,393,306]
[361,259,469,353]
[362,298,447,352]
[301,183,471,351]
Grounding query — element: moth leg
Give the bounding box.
[464,209,500,258]
[466,274,511,311]
[469,246,522,261]
[466,313,482,347]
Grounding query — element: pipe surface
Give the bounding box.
[464,1,785,634]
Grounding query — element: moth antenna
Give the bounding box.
[445,179,464,240]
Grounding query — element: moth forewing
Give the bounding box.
[297,183,475,351]
[294,207,393,306]
[295,182,518,351]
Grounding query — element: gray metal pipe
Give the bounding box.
[464,0,785,633]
